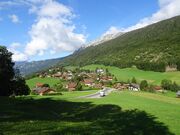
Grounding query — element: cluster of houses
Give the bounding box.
[37,68,114,91]
[33,67,180,96]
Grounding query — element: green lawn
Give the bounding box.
[26,77,60,89]
[82,64,180,85]
[0,90,180,135]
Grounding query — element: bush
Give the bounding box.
[42,84,50,88]
[140,80,148,90]
[53,82,63,92]
[131,77,137,83]
[76,83,82,91]
[161,79,179,92]
[161,79,172,90]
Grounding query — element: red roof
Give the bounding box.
[84,79,94,84]
[68,82,77,88]
[36,83,44,88]
[154,86,162,90]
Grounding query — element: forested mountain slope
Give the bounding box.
[58,16,180,72]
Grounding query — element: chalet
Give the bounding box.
[33,87,55,96]
[66,82,77,91]
[114,83,128,90]
[36,83,44,88]
[100,76,113,82]
[53,72,62,78]
[94,83,103,89]
[129,83,140,91]
[83,79,94,87]
[153,86,163,92]
[96,69,104,74]
[177,91,180,98]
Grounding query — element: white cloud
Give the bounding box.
[9,14,19,23]
[8,43,28,61]
[125,0,180,31]
[24,0,86,57]
[3,0,86,61]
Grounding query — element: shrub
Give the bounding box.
[161,79,172,90]
[140,80,148,90]
[131,77,137,83]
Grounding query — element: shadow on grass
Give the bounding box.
[0,97,174,135]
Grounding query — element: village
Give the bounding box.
[31,67,168,96]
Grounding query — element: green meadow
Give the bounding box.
[26,77,60,89]
[82,64,180,85]
[0,90,180,135]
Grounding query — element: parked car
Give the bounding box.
[100,90,105,97]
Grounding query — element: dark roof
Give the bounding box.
[129,83,140,88]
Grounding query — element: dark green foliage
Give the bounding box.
[53,82,64,92]
[140,80,149,90]
[42,84,50,88]
[11,69,30,96]
[131,77,137,83]
[161,79,180,92]
[58,16,180,72]
[0,46,30,96]
[0,46,15,96]
[76,82,82,91]
[161,79,173,90]
[170,82,179,92]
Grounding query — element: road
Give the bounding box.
[79,87,114,98]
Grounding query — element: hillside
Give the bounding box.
[58,16,180,72]
[15,58,63,76]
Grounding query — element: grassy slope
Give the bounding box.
[0,91,180,135]
[82,64,180,85]
[26,77,60,89]
[83,91,180,134]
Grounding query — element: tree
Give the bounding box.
[54,82,63,92]
[76,82,82,91]
[170,82,179,92]
[161,79,172,90]
[0,46,15,96]
[131,77,137,83]
[11,68,30,96]
[114,77,118,82]
[140,80,148,90]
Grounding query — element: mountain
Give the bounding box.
[58,16,180,72]
[15,58,63,76]
[86,32,124,47]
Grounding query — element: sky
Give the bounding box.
[0,0,180,61]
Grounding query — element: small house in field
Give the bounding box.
[100,76,113,82]
[114,83,128,90]
[129,83,140,91]
[33,87,55,96]
[36,83,44,88]
[66,82,77,91]
[96,69,104,74]
[153,86,163,92]
[83,79,94,87]
[94,83,103,89]
[176,91,180,98]
[53,73,62,78]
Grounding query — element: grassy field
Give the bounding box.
[82,64,180,85]
[26,77,60,89]
[0,90,180,135]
